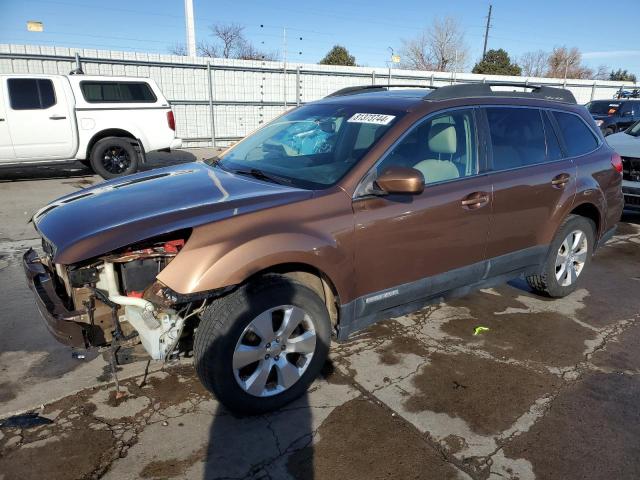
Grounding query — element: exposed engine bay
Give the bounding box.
[44,232,208,361]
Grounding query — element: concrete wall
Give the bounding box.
[1,44,638,147]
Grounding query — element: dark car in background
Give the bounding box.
[586,99,640,136]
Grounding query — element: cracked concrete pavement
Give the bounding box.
[1,157,639,479]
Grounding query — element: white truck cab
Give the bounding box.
[0,74,181,178]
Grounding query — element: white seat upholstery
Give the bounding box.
[413,159,460,183]
[413,124,460,183]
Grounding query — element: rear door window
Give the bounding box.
[552,111,599,157]
[8,78,56,110]
[80,81,157,103]
[485,107,546,170]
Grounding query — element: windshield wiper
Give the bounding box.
[231,168,292,185]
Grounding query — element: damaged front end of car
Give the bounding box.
[23,230,228,363]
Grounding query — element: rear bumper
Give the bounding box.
[623,180,640,210]
[23,248,96,348]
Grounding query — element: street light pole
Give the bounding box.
[184,0,196,58]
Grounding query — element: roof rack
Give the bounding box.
[425,82,577,104]
[325,84,437,98]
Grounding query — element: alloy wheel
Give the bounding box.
[101,146,131,174]
[555,229,588,287]
[232,305,317,397]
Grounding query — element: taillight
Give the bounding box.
[611,152,623,174]
[167,111,176,131]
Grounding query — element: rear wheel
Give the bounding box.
[193,274,331,414]
[89,137,139,179]
[527,215,595,297]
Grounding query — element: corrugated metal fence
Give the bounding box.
[1,44,638,147]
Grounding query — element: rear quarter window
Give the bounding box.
[552,111,599,157]
[80,81,157,103]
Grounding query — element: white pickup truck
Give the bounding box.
[0,74,182,178]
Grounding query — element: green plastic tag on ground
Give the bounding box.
[473,326,490,336]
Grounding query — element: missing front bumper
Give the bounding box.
[23,248,105,348]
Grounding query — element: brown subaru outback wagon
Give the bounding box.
[24,83,623,413]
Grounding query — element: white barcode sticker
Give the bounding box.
[347,113,396,125]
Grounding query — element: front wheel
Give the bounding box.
[89,137,139,179]
[527,215,595,298]
[193,274,331,414]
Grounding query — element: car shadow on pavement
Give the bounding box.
[200,279,318,480]
[203,394,313,479]
[0,150,197,183]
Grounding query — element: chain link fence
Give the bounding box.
[2,44,638,148]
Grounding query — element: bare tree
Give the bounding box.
[212,23,245,58]
[237,40,278,61]
[168,22,274,60]
[168,43,188,56]
[400,32,434,70]
[196,41,219,58]
[546,46,593,79]
[519,50,548,77]
[429,17,468,71]
[400,17,469,72]
[593,64,610,81]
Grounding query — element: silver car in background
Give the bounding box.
[607,121,640,210]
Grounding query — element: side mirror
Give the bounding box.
[375,167,425,195]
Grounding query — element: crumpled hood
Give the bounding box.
[34,162,312,264]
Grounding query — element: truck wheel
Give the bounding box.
[194,274,331,414]
[527,215,595,298]
[90,137,139,179]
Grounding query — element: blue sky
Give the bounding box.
[1,0,639,76]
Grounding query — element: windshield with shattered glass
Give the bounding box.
[213,103,404,189]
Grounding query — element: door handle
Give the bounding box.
[0,118,4,122]
[551,173,571,188]
[461,191,490,210]
[49,115,66,120]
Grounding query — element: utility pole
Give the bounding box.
[482,4,492,60]
[184,0,196,58]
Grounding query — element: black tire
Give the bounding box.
[194,274,331,414]
[89,137,139,179]
[604,127,615,137]
[526,215,595,298]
